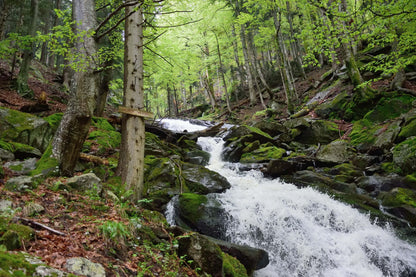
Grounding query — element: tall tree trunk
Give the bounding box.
[167,84,173,117]
[117,2,146,202]
[0,1,11,41]
[214,31,232,113]
[273,6,296,114]
[51,0,99,176]
[16,0,39,97]
[239,24,256,105]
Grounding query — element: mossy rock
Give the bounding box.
[363,94,415,123]
[398,118,416,140]
[329,163,362,183]
[177,193,208,224]
[294,120,340,145]
[83,129,121,155]
[404,173,416,189]
[0,223,34,250]
[316,140,356,164]
[91,117,115,132]
[0,107,54,152]
[223,253,249,277]
[314,91,352,119]
[0,250,38,276]
[240,145,286,163]
[145,132,181,157]
[392,137,416,175]
[43,113,63,131]
[30,143,59,177]
[349,119,390,152]
[379,188,416,208]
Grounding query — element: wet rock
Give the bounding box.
[66,173,102,194]
[65,257,105,277]
[206,235,269,274]
[316,140,356,164]
[174,193,228,240]
[177,232,224,277]
[5,176,36,191]
[378,187,416,226]
[240,145,286,163]
[181,163,231,194]
[356,174,407,195]
[4,158,37,175]
[252,121,289,137]
[184,149,210,165]
[266,156,317,178]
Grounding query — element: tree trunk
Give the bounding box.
[239,24,256,105]
[16,0,39,97]
[0,1,11,41]
[214,31,232,113]
[51,0,99,176]
[95,62,112,116]
[273,6,296,114]
[117,2,146,202]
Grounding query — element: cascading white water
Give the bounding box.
[197,136,416,277]
[160,119,416,277]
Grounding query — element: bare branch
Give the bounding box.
[147,18,203,29]
[145,45,174,67]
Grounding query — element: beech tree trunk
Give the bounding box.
[117,2,146,201]
[51,0,99,176]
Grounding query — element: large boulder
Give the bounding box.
[0,107,54,152]
[181,163,231,194]
[240,144,286,163]
[66,172,102,194]
[4,158,37,175]
[266,156,316,178]
[173,193,228,240]
[392,137,416,175]
[377,188,416,226]
[314,91,352,119]
[222,125,274,162]
[363,94,415,123]
[5,176,37,192]
[316,140,356,164]
[252,121,289,137]
[176,232,225,277]
[285,119,340,145]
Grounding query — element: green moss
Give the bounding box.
[398,118,416,139]
[43,113,63,131]
[178,193,207,223]
[0,107,38,140]
[30,143,59,177]
[0,224,34,251]
[0,250,38,276]
[222,253,248,277]
[242,141,260,153]
[349,119,377,146]
[381,162,402,174]
[84,130,121,154]
[380,188,416,208]
[245,125,272,140]
[0,140,13,152]
[392,137,416,175]
[363,95,415,123]
[91,117,115,132]
[405,173,416,189]
[240,146,286,163]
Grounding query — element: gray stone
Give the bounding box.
[66,173,102,194]
[316,140,356,164]
[65,257,105,277]
[392,137,416,175]
[22,202,45,217]
[5,176,35,191]
[0,148,14,161]
[4,158,37,174]
[0,200,12,212]
[181,163,231,194]
[373,120,401,150]
[34,266,67,277]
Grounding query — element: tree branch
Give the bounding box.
[147,18,203,29]
[145,45,174,67]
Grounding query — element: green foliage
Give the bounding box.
[0,250,38,276]
[99,221,131,244]
[30,143,59,177]
[222,253,248,277]
[43,113,63,131]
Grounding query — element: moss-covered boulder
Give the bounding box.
[222,126,275,162]
[266,155,316,178]
[328,163,363,183]
[316,140,356,164]
[314,91,352,119]
[350,119,401,153]
[378,188,416,226]
[145,132,181,157]
[0,223,34,250]
[240,143,286,163]
[356,174,407,194]
[181,163,231,194]
[290,119,340,145]
[30,143,59,177]
[392,137,416,175]
[5,176,37,192]
[398,115,416,140]
[252,121,289,137]
[174,193,227,239]
[363,94,415,123]
[223,253,249,277]
[0,107,54,152]
[0,140,41,159]
[83,117,121,156]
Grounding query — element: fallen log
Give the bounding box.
[14,217,66,236]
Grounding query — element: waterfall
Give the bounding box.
[161,119,416,276]
[197,136,416,277]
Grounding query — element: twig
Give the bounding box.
[15,217,66,236]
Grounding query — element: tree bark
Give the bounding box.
[51,0,99,176]
[213,31,232,113]
[117,2,146,202]
[239,23,256,105]
[95,61,113,116]
[16,0,39,97]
